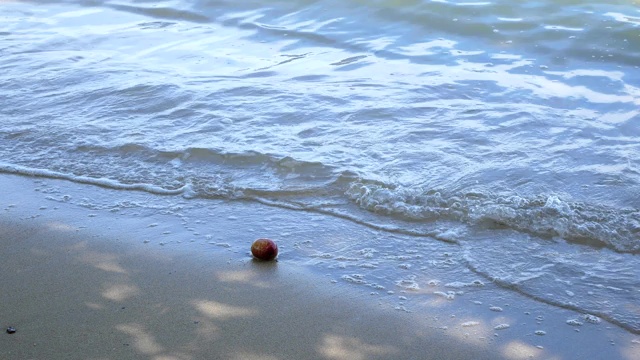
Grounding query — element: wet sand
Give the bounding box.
[0,216,503,360]
[1,174,639,360]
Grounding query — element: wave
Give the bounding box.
[2,149,638,254]
[464,256,640,335]
[346,181,640,253]
[0,162,186,195]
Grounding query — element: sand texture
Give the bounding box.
[1,174,639,360]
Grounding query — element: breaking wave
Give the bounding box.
[2,153,638,254]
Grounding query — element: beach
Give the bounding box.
[1,174,639,360]
[0,175,499,360]
[2,0,640,358]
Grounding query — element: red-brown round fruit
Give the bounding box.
[251,238,278,261]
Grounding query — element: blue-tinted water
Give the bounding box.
[1,0,639,333]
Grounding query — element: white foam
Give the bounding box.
[583,314,601,324]
[396,276,420,290]
[434,291,456,300]
[566,319,584,326]
[461,321,480,327]
[358,248,377,258]
[342,274,366,284]
[0,163,185,195]
[445,280,485,288]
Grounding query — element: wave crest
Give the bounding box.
[346,182,640,253]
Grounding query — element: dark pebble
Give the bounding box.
[6,327,16,334]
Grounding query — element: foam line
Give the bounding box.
[0,163,185,195]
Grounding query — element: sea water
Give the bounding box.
[1,0,639,334]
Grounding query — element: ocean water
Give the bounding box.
[1,0,639,334]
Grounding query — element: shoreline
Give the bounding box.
[0,204,497,360]
[1,173,639,359]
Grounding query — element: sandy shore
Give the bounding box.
[1,174,639,360]
[0,214,500,360]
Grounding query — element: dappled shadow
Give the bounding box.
[1,216,637,360]
[192,299,258,320]
[500,341,546,360]
[318,335,397,360]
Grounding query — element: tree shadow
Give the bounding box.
[0,217,613,360]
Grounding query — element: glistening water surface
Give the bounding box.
[1,0,639,333]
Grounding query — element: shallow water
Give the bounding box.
[1,0,639,333]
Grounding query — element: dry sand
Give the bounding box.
[1,174,639,360]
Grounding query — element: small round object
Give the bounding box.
[6,327,16,334]
[251,238,278,261]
